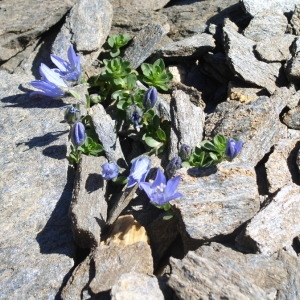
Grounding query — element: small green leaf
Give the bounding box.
[156,127,166,142]
[181,161,190,167]
[144,136,162,148]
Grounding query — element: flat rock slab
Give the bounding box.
[223,19,281,93]
[169,89,205,159]
[158,33,215,58]
[111,272,164,300]
[0,71,74,298]
[283,106,300,129]
[112,0,170,11]
[265,138,300,194]
[52,0,113,69]
[205,89,288,167]
[236,183,300,255]
[172,162,260,247]
[169,242,300,299]
[0,0,76,62]
[70,155,108,249]
[241,0,300,17]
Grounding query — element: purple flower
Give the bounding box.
[39,63,69,89]
[101,162,119,180]
[140,169,183,206]
[51,45,81,82]
[144,86,158,109]
[71,122,86,147]
[225,138,243,160]
[165,156,182,178]
[127,156,151,188]
[179,144,192,161]
[29,80,65,98]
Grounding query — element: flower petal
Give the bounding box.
[39,63,68,88]
[165,175,181,198]
[30,80,64,98]
[50,54,69,73]
[167,191,184,202]
[152,169,166,189]
[68,45,80,70]
[139,182,151,196]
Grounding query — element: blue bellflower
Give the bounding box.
[30,63,69,98]
[140,169,183,206]
[71,121,86,147]
[101,162,119,180]
[165,156,182,178]
[51,45,81,82]
[127,156,151,188]
[225,138,243,160]
[144,86,158,109]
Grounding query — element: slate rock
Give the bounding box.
[223,19,281,93]
[243,12,288,42]
[255,34,295,62]
[240,0,300,17]
[0,0,76,62]
[89,103,127,168]
[169,89,205,160]
[111,0,170,11]
[52,0,113,69]
[228,81,263,103]
[291,5,300,35]
[0,71,74,298]
[169,242,300,299]
[111,272,164,300]
[285,38,300,85]
[157,33,215,58]
[123,23,164,69]
[205,88,288,167]
[265,138,300,194]
[172,162,260,249]
[70,155,108,249]
[236,183,300,255]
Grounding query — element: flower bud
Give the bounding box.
[225,138,243,160]
[71,121,86,147]
[166,156,182,178]
[101,162,119,180]
[179,144,192,161]
[126,104,143,129]
[63,104,81,124]
[144,86,158,109]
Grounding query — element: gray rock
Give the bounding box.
[223,19,281,93]
[110,0,170,11]
[157,33,215,58]
[243,12,288,42]
[236,183,300,255]
[255,34,295,62]
[169,89,205,160]
[0,71,74,298]
[283,106,300,129]
[227,81,263,103]
[62,242,153,298]
[172,162,260,248]
[111,272,164,300]
[0,0,76,62]
[240,0,300,17]
[291,5,300,35]
[70,155,108,249]
[123,23,164,69]
[53,0,113,69]
[285,38,300,84]
[205,89,288,167]
[169,242,300,299]
[89,103,127,168]
[265,138,300,194]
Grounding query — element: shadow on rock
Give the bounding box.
[36,165,76,258]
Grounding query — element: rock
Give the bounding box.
[283,106,300,129]
[243,12,288,42]
[111,0,170,11]
[236,183,300,255]
[89,103,127,168]
[255,34,295,62]
[205,88,288,167]
[62,216,153,298]
[0,0,76,62]
[228,81,263,103]
[0,71,74,298]
[123,23,164,69]
[70,155,108,249]
[265,138,300,193]
[169,242,300,299]
[223,19,281,93]
[52,0,113,69]
[240,0,300,17]
[284,37,300,84]
[291,5,300,35]
[172,162,260,249]
[111,272,164,300]
[169,89,205,160]
[157,33,215,58]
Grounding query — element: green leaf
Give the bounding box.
[181,161,190,167]
[144,136,162,148]
[156,127,166,142]
[200,140,217,152]
[163,212,174,220]
[113,176,128,185]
